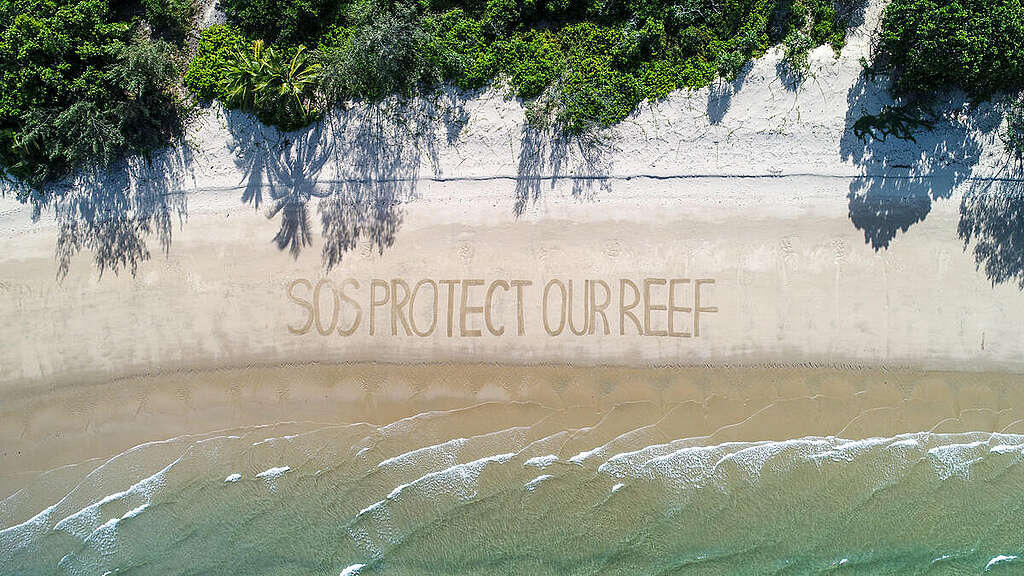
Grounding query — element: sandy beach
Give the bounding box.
[3,1,1024,572]
[3,0,1024,483]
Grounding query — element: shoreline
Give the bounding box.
[4,361,1023,500]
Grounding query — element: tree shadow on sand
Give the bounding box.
[514,125,618,216]
[959,163,1024,288]
[707,64,755,124]
[26,146,195,280]
[228,111,335,258]
[839,73,1000,250]
[227,88,472,269]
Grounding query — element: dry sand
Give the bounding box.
[2,173,1023,383]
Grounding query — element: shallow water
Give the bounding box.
[3,395,1024,575]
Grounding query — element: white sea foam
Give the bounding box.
[927,441,988,456]
[255,466,290,479]
[356,453,517,518]
[611,483,624,493]
[122,503,148,520]
[600,436,933,488]
[986,555,1018,570]
[927,442,987,480]
[887,438,920,449]
[53,456,181,540]
[358,500,385,517]
[71,502,152,558]
[524,475,552,491]
[597,438,695,477]
[340,563,366,575]
[224,473,242,483]
[569,447,602,464]
[252,434,299,447]
[641,444,736,485]
[196,434,241,444]
[376,438,467,470]
[387,483,411,499]
[524,454,558,468]
[717,438,831,479]
[990,444,1024,454]
[812,437,892,463]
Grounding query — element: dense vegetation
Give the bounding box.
[874,0,1024,99]
[855,0,1024,142]
[3,0,1024,189]
[186,0,854,132]
[0,0,192,189]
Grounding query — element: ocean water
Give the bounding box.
[2,402,1024,575]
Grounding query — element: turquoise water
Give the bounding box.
[2,407,1024,575]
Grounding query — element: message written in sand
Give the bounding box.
[287,278,718,338]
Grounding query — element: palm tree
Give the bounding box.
[263,45,322,122]
[223,40,321,129]
[225,39,269,111]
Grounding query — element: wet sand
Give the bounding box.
[4,362,1023,500]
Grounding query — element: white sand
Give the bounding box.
[1,0,1023,390]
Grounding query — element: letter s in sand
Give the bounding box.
[287,279,314,335]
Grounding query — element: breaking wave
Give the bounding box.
[3,403,1023,575]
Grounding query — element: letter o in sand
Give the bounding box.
[313,279,339,336]
[543,279,567,336]
[409,279,438,337]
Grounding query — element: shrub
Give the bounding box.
[2,0,872,188]
[426,9,495,90]
[11,40,184,186]
[185,25,250,101]
[108,39,186,151]
[319,2,440,102]
[0,0,185,188]
[557,57,641,132]
[559,22,625,62]
[224,39,269,110]
[875,0,1024,99]
[775,0,847,82]
[495,30,563,99]
[1003,99,1024,166]
[260,45,322,126]
[678,25,715,59]
[483,0,522,36]
[676,57,717,88]
[616,17,668,67]
[781,29,814,80]
[715,48,748,80]
[218,0,335,43]
[587,0,625,21]
[142,0,198,43]
[189,27,320,130]
[637,59,678,100]
[625,0,667,21]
